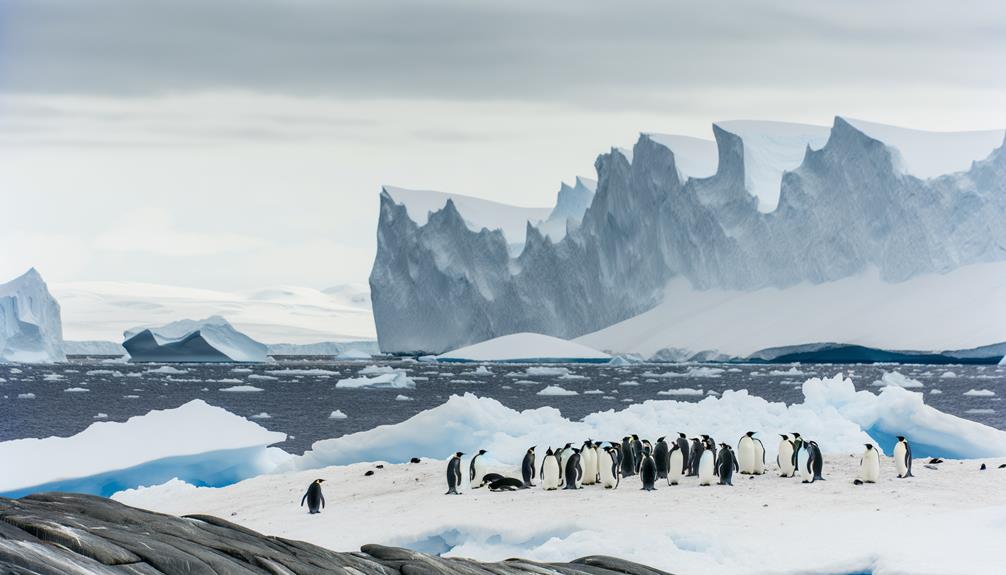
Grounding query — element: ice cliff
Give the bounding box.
[0,269,66,363]
[371,117,1006,354]
[123,315,269,363]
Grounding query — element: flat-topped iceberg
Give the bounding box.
[438,332,610,363]
[0,268,66,363]
[0,399,289,497]
[123,315,269,363]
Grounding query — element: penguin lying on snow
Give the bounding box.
[488,477,528,491]
[301,479,326,514]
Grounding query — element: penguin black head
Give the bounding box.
[642,445,652,456]
[792,432,802,439]
[572,447,580,453]
[865,444,874,450]
[527,446,536,453]
[719,443,729,450]
[632,434,639,440]
[477,449,487,455]
[657,436,665,443]
[897,436,906,442]
[545,447,553,455]
[455,451,464,457]
[746,431,756,437]
[563,442,572,449]
[314,478,326,484]
[780,434,789,439]
[593,441,603,448]
[700,434,709,440]
[678,432,687,439]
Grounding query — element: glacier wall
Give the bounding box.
[371,117,1006,354]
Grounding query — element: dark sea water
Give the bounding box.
[1,358,1002,454]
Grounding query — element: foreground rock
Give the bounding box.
[0,493,672,575]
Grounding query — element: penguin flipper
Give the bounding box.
[300,492,308,507]
[321,494,326,509]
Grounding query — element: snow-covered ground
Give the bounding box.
[439,333,610,363]
[115,453,1006,575]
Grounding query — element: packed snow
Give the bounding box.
[439,333,610,363]
[0,268,66,363]
[0,400,289,497]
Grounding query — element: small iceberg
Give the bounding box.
[437,332,610,363]
[335,372,416,389]
[123,316,269,363]
[537,385,578,396]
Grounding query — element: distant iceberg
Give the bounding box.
[0,268,66,363]
[122,315,269,363]
[438,332,610,363]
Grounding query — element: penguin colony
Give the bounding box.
[446,433,918,494]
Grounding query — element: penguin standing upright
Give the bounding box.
[558,443,574,483]
[797,442,813,483]
[689,437,705,477]
[894,436,913,478]
[752,436,766,475]
[521,446,537,487]
[777,434,796,477]
[599,445,620,489]
[541,447,561,490]
[667,443,684,485]
[860,444,881,483]
[716,444,739,486]
[469,449,488,488]
[807,440,824,482]
[698,438,716,486]
[654,437,670,479]
[631,435,644,472]
[610,441,623,472]
[620,437,636,477]
[563,448,583,489]
[639,445,658,491]
[790,432,804,471]
[445,453,464,495]
[738,432,756,474]
[301,479,326,513]
[580,440,597,485]
[675,433,690,475]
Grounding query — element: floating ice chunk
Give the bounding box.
[266,369,340,376]
[17,393,35,399]
[940,371,958,378]
[328,410,348,420]
[643,367,724,378]
[250,412,272,419]
[146,366,187,375]
[94,413,108,419]
[768,366,805,376]
[335,372,416,390]
[358,365,402,375]
[395,394,414,401]
[964,389,996,397]
[232,368,253,373]
[219,385,264,393]
[524,366,571,377]
[64,387,89,393]
[42,374,63,381]
[537,385,578,396]
[558,373,588,380]
[248,374,277,381]
[336,348,372,360]
[657,388,704,396]
[618,380,639,386]
[930,389,943,394]
[216,378,243,384]
[871,371,924,388]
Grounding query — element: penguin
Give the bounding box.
[558,443,574,483]
[301,479,326,513]
[667,443,684,485]
[488,477,527,491]
[654,437,670,479]
[563,448,583,489]
[894,436,913,478]
[481,472,505,485]
[752,436,766,475]
[620,437,636,477]
[599,445,620,489]
[675,433,690,475]
[639,445,658,491]
[541,447,562,490]
[777,434,796,477]
[593,441,605,482]
[807,441,824,482]
[737,431,756,474]
[716,444,739,486]
[469,449,488,488]
[521,446,536,487]
[445,452,464,495]
[698,439,716,486]
[797,441,813,483]
[580,440,597,485]
[790,433,804,470]
[860,444,881,483]
[688,437,705,477]
[631,435,644,472]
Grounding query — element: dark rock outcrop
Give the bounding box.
[0,493,673,575]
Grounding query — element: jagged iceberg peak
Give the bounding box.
[371,116,1006,353]
[0,268,66,363]
[123,315,269,363]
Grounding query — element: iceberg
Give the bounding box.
[0,399,290,498]
[0,268,66,363]
[122,315,269,363]
[438,332,610,363]
[63,340,126,356]
[335,372,416,389]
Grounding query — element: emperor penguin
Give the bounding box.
[860,444,881,483]
[599,445,620,489]
[752,436,766,475]
[894,436,913,478]
[301,479,326,513]
[445,453,464,495]
[563,448,583,489]
[654,437,670,479]
[580,440,597,485]
[797,442,813,483]
[620,437,636,477]
[639,445,658,491]
[521,446,537,487]
[738,431,757,474]
[541,447,562,490]
[667,443,684,485]
[631,435,644,472]
[558,443,574,482]
[716,444,739,486]
[698,439,716,486]
[469,449,488,488]
[688,437,705,477]
[807,440,824,482]
[610,441,624,471]
[675,433,690,475]
[777,434,796,477]
[790,432,804,470]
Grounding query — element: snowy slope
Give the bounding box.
[438,332,610,363]
[577,261,1006,358]
[0,269,66,363]
[51,280,375,344]
[123,315,269,362]
[0,399,289,497]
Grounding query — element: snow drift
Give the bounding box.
[122,315,269,362]
[0,268,66,363]
[0,400,289,498]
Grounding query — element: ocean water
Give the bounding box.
[1,359,1002,454]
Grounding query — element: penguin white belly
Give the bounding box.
[560,452,572,482]
[472,460,486,488]
[582,450,596,485]
[862,451,881,482]
[797,448,812,482]
[598,451,616,488]
[668,450,683,485]
[542,458,561,490]
[737,438,754,474]
[753,441,765,475]
[698,451,715,486]
[778,443,795,477]
[894,443,908,478]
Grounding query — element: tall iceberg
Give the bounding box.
[123,315,269,363]
[0,268,66,363]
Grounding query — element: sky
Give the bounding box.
[2,0,1005,291]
